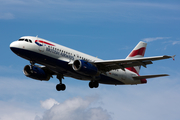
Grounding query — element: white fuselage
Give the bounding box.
[10,36,142,85]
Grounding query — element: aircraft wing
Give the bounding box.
[94,55,175,72]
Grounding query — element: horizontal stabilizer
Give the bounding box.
[133,74,169,79]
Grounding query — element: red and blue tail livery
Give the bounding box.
[10,36,175,91]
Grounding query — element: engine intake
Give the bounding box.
[23,65,51,81]
[72,60,98,76]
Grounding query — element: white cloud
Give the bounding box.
[0,75,111,120]
[40,98,59,110]
[0,72,180,120]
[38,97,111,120]
[142,37,170,42]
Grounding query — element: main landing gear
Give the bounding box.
[89,81,99,88]
[56,74,66,91]
[55,77,99,91]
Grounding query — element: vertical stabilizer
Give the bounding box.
[126,41,147,74]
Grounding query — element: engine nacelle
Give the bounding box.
[72,60,98,76]
[23,65,51,81]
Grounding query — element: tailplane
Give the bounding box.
[126,41,147,74]
[133,74,169,79]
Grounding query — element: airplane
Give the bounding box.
[10,36,175,91]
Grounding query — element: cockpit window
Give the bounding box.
[18,38,33,43]
[18,39,24,41]
[29,40,32,43]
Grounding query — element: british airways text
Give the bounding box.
[46,47,74,60]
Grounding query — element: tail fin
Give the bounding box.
[126,41,147,74]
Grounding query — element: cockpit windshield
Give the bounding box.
[18,39,24,41]
[18,38,32,43]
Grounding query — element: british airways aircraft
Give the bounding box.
[10,36,175,91]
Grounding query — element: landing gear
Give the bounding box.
[56,83,66,91]
[89,81,99,88]
[56,74,66,91]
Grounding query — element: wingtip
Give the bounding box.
[163,55,176,60]
[164,74,170,76]
[172,55,176,60]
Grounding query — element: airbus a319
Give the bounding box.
[10,36,175,91]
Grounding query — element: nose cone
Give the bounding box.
[10,41,19,48]
[10,41,19,53]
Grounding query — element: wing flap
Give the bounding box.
[133,74,169,79]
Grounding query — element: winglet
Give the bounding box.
[172,55,176,61]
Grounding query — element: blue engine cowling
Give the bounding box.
[23,65,51,81]
[72,60,99,76]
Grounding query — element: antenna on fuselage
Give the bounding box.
[36,35,38,39]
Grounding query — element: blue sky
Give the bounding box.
[0,0,180,120]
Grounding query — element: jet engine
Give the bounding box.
[23,65,51,81]
[72,60,99,76]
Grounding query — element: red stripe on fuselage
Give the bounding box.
[129,47,146,57]
[35,40,55,46]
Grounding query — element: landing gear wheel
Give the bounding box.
[94,81,99,88]
[89,81,99,89]
[61,84,66,91]
[89,82,94,88]
[56,84,61,91]
[56,84,66,91]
